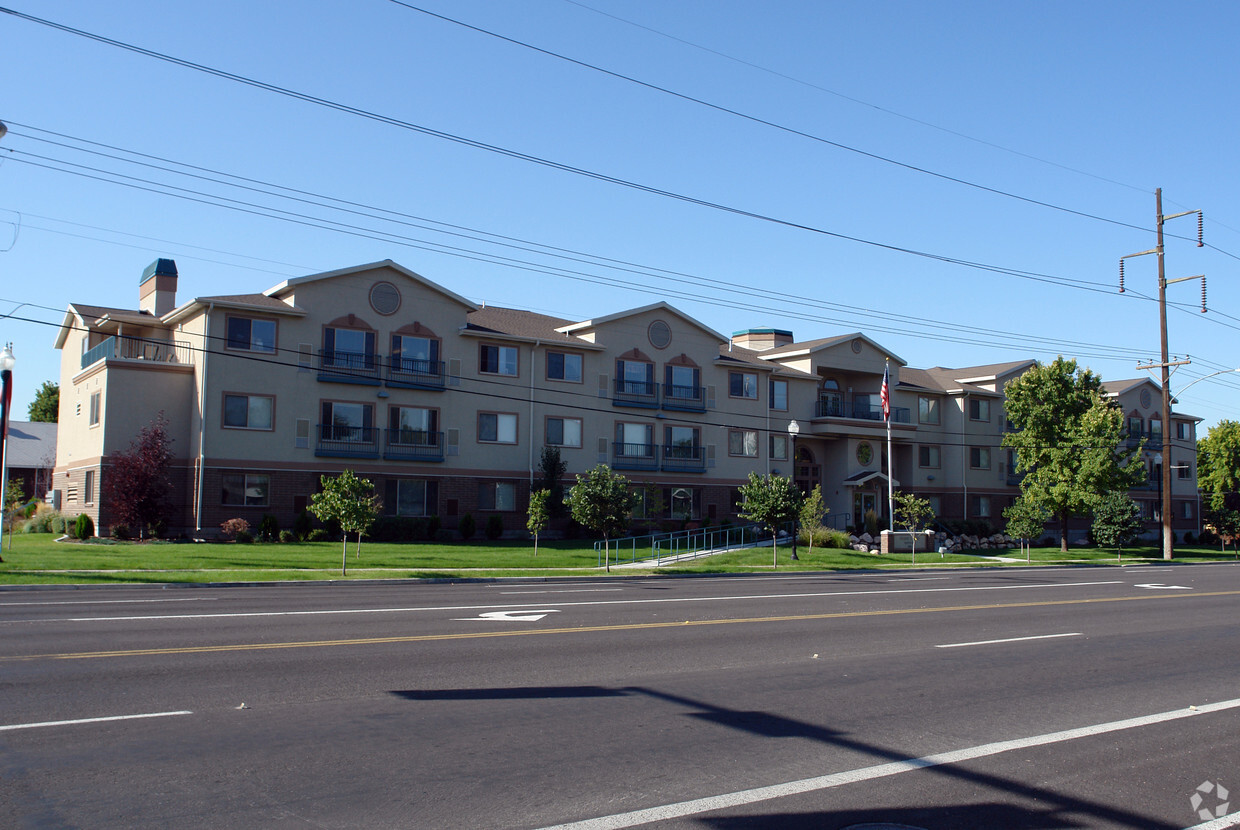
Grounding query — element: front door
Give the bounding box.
[794,446,819,495]
[854,491,880,523]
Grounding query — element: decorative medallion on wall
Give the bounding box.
[851,338,864,354]
[648,319,672,350]
[856,441,873,465]
[369,281,402,316]
[1140,388,1152,409]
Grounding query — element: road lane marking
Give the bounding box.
[935,632,1082,648]
[0,598,218,607]
[3,589,1237,662]
[455,610,561,622]
[1135,583,1192,590]
[0,711,193,732]
[499,589,623,595]
[536,697,1240,830]
[11,580,1125,624]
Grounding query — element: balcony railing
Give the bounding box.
[613,379,659,408]
[317,350,382,385]
[384,429,445,462]
[661,444,706,473]
[661,383,705,412]
[612,441,659,471]
[316,424,380,458]
[386,356,446,390]
[816,398,911,423]
[80,335,191,370]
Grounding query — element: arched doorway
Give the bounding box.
[794,445,819,495]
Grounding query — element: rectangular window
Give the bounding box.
[226,317,276,353]
[919,396,940,425]
[970,447,991,469]
[322,401,373,439]
[616,359,654,396]
[546,416,583,448]
[390,406,438,443]
[546,351,583,382]
[1176,422,1189,440]
[478,412,518,444]
[1128,416,1144,435]
[221,473,270,507]
[770,434,788,460]
[768,379,788,411]
[729,371,758,399]
[728,429,759,457]
[969,398,990,422]
[1149,419,1163,438]
[632,488,654,520]
[391,335,440,373]
[480,344,518,376]
[1177,463,1191,480]
[479,481,516,511]
[664,365,701,403]
[223,393,274,430]
[919,445,941,468]
[664,425,700,460]
[1182,501,1193,519]
[89,391,101,426]
[974,495,991,518]
[926,495,941,515]
[323,327,377,370]
[616,422,654,458]
[386,479,438,517]
[84,470,95,504]
[667,486,699,520]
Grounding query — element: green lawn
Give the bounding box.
[0,532,1234,585]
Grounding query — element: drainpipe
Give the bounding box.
[194,303,213,534]
[529,339,541,487]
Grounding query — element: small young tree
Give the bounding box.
[2,478,25,556]
[527,488,550,557]
[27,380,59,423]
[104,413,173,540]
[1090,491,1143,561]
[891,490,935,561]
[798,485,828,555]
[737,472,803,570]
[309,470,379,575]
[1004,495,1050,563]
[566,464,635,573]
[537,446,568,517]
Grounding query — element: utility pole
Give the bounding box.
[1121,188,1204,560]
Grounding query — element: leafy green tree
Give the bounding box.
[798,485,828,554]
[27,381,59,423]
[1090,491,1143,560]
[566,464,635,573]
[527,488,550,557]
[537,446,568,517]
[1203,492,1240,556]
[104,413,173,539]
[737,472,803,569]
[310,470,379,575]
[891,490,934,559]
[1197,420,1240,498]
[1002,357,1144,552]
[1003,495,1050,562]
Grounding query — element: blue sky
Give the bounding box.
[2,1,1237,431]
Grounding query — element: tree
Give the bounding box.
[566,464,635,573]
[1203,492,1240,556]
[527,488,550,557]
[1002,357,1144,552]
[1003,495,1050,563]
[27,381,59,423]
[798,485,828,555]
[309,470,379,575]
[104,413,173,539]
[537,446,568,517]
[1090,491,1143,561]
[1197,420,1240,498]
[737,472,803,569]
[891,490,934,560]
[2,478,25,557]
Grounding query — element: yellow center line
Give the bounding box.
[5,589,1238,662]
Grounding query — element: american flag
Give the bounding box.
[880,364,890,422]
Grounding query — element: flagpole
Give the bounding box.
[882,360,893,530]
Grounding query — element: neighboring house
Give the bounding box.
[4,420,57,504]
[51,258,1202,540]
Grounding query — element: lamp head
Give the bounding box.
[0,344,14,373]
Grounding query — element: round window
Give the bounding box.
[857,442,873,465]
[648,320,672,350]
[369,281,401,316]
[851,338,864,354]
[1140,388,1152,409]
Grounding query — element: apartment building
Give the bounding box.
[51,259,1201,540]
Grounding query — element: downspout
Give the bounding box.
[194,303,213,534]
[529,339,541,487]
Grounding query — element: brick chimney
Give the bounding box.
[139,258,178,316]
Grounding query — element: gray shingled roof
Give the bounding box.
[898,367,998,396]
[69,304,162,327]
[464,306,594,345]
[4,421,57,468]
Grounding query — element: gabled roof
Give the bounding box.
[4,421,57,469]
[758,332,905,366]
[556,301,728,344]
[263,260,476,311]
[951,359,1036,384]
[1101,377,1159,397]
[463,306,602,348]
[718,343,816,378]
[897,367,997,397]
[842,470,900,487]
[54,304,165,349]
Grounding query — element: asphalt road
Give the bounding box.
[2,564,1239,829]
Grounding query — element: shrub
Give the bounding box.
[799,526,849,549]
[75,513,95,539]
[435,528,455,542]
[369,516,422,542]
[258,514,280,542]
[307,528,331,542]
[279,529,297,543]
[485,515,504,540]
[425,515,441,541]
[50,515,69,535]
[234,530,254,544]
[220,518,250,539]
[145,518,168,539]
[458,512,476,541]
[293,509,314,541]
[111,524,132,541]
[1183,532,1196,545]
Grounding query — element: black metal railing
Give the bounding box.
[613,378,659,408]
[316,424,380,458]
[661,444,706,472]
[384,429,445,461]
[612,441,658,471]
[386,356,446,389]
[662,383,705,412]
[317,349,381,383]
[816,398,911,423]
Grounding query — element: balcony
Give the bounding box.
[816,398,911,424]
[386,356,446,391]
[81,335,191,370]
[318,350,382,385]
[613,379,659,409]
[661,444,706,473]
[316,424,380,458]
[661,383,705,412]
[384,429,445,462]
[612,441,658,471]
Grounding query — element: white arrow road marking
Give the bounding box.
[1135,583,1192,590]
[455,610,561,622]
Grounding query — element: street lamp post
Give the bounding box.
[788,420,800,561]
[0,344,15,555]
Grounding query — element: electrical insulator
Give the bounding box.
[1198,212,1204,246]
[1201,277,1207,312]
[1118,260,1125,292]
